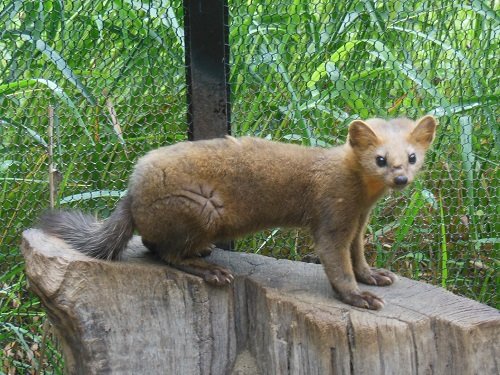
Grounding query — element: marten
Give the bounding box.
[38,115,437,310]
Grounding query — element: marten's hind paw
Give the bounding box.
[340,290,385,310]
[356,267,397,286]
[173,258,234,286]
[202,266,234,286]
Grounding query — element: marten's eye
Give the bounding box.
[376,156,387,167]
[408,153,417,164]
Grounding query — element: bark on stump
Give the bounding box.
[21,229,499,375]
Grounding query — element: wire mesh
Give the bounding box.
[1,0,498,373]
[229,0,499,305]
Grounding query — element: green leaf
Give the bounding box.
[0,0,24,39]
[308,41,360,89]
[0,79,94,144]
[421,189,438,210]
[388,25,468,63]
[60,190,127,204]
[15,32,96,105]
[430,97,499,116]
[364,39,447,104]
[452,0,500,23]
[393,190,426,249]
[0,118,47,147]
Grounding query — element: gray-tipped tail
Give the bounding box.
[37,195,134,260]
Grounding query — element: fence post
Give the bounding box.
[184,0,230,141]
[184,0,232,250]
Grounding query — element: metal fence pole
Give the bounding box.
[184,0,232,250]
[184,0,230,141]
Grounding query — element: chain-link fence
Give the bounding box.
[1,0,498,372]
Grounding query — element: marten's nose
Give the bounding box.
[394,176,408,186]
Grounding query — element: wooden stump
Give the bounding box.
[22,229,499,375]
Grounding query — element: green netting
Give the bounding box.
[1,0,498,372]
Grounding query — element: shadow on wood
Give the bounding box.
[22,229,499,375]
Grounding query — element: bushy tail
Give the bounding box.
[37,195,134,260]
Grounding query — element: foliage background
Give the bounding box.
[1,0,498,372]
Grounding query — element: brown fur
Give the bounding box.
[39,116,437,310]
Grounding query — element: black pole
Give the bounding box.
[184,0,232,250]
[184,0,230,141]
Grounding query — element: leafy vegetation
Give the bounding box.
[1,0,498,372]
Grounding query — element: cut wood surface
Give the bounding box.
[22,229,499,375]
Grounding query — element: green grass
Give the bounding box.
[1,0,498,372]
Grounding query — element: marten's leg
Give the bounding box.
[138,183,232,284]
[313,210,385,310]
[350,213,397,286]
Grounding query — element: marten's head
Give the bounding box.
[347,115,437,191]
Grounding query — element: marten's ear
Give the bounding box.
[348,120,380,148]
[410,115,437,149]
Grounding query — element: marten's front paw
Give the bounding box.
[356,267,397,286]
[341,290,385,310]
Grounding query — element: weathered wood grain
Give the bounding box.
[21,229,499,375]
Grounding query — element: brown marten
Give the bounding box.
[38,116,437,310]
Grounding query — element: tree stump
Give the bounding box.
[22,229,499,375]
